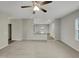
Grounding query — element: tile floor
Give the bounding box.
[0,40,79,58]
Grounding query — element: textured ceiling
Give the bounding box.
[0,1,79,24]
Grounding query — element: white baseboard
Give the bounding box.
[60,40,79,52]
[12,39,22,41]
[23,39,47,40]
[0,43,8,50]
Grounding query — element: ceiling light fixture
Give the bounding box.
[33,6,40,11]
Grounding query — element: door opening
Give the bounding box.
[8,24,12,44]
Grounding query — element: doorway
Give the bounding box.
[8,24,12,44]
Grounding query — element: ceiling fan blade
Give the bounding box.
[40,8,47,13]
[21,6,32,8]
[41,1,52,5]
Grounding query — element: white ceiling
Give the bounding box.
[0,1,79,24]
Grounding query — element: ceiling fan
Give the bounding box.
[21,1,52,14]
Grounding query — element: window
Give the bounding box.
[75,18,79,41]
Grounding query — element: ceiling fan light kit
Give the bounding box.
[33,6,40,11]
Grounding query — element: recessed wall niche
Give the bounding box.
[34,24,49,34]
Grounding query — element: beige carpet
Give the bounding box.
[0,40,79,58]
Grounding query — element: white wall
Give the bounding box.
[61,10,79,52]
[23,19,47,40]
[0,13,9,49]
[23,19,33,40]
[11,19,48,40]
[34,18,50,24]
[49,21,55,38]
[49,19,61,40]
[11,19,23,41]
[55,19,61,40]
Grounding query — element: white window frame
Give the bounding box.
[75,18,79,41]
